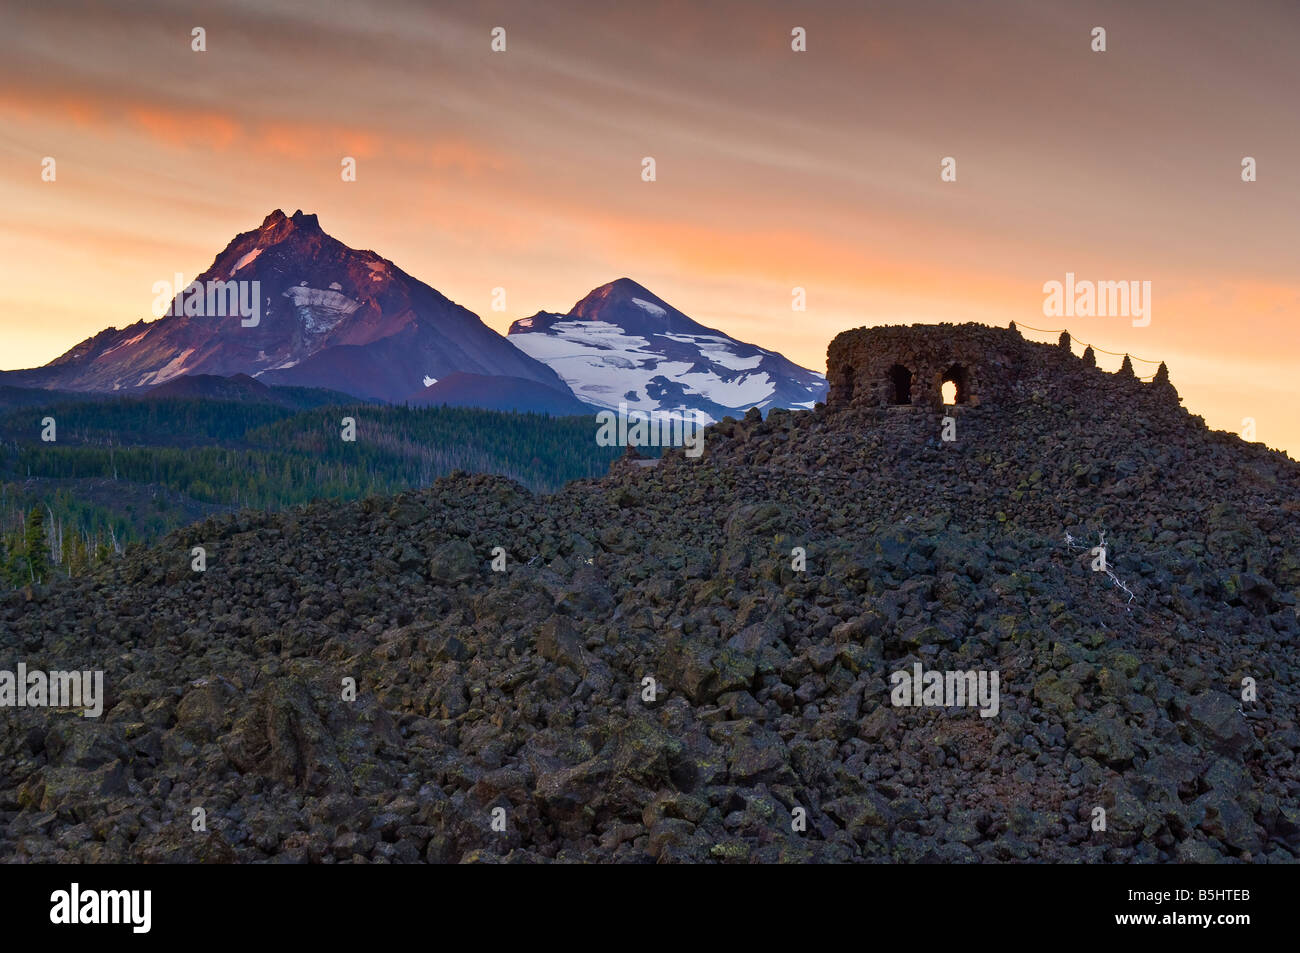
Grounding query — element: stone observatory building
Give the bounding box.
[825,321,1177,410]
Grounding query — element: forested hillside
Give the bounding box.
[0,396,617,587]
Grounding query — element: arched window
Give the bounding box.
[889,364,912,404]
[941,363,970,404]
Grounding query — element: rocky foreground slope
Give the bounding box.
[1,325,1297,863]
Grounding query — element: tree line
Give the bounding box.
[0,396,618,589]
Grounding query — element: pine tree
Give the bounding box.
[24,506,50,584]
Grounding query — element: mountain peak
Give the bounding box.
[258,208,321,238]
[578,276,655,301]
[604,277,653,295]
[568,277,678,327]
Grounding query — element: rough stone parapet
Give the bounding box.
[825,322,1179,410]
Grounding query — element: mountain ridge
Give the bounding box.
[4,210,574,405]
[4,215,826,419]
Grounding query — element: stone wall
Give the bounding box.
[825,322,1178,410]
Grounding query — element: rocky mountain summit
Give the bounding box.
[1,322,1297,863]
[2,211,571,405]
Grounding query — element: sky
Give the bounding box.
[1,0,1297,456]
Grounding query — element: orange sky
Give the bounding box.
[1,0,1297,456]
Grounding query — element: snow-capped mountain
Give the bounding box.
[4,210,573,404]
[507,278,827,421]
[3,216,825,419]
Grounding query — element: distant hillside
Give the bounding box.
[144,373,364,410]
[0,385,112,410]
[406,372,600,415]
